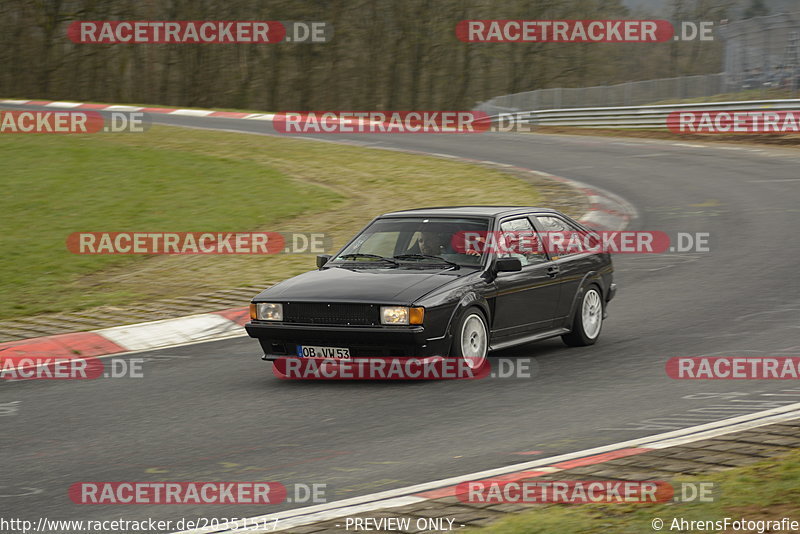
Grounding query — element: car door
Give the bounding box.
[490,216,560,339]
[531,214,605,321]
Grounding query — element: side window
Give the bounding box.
[533,215,586,258]
[498,218,547,266]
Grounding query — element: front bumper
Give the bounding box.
[245,321,449,360]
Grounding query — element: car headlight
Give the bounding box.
[250,302,283,321]
[380,306,424,325]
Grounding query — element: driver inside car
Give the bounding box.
[414,231,482,257]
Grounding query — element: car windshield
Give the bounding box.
[331,216,491,267]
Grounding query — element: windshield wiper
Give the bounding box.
[393,254,459,268]
[337,253,399,265]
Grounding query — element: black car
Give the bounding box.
[246,206,616,370]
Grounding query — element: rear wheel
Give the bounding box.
[562,286,603,346]
[452,308,489,370]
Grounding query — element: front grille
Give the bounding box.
[283,302,380,326]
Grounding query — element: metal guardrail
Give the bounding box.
[488,99,800,129]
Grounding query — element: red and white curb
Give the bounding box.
[0,308,249,365]
[170,402,800,533]
[0,99,275,120]
[0,100,468,132]
[0,98,633,362]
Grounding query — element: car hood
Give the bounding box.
[254,266,468,303]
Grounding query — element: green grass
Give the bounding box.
[0,126,553,319]
[469,449,800,534]
[0,132,340,317]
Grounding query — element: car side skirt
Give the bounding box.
[489,327,571,352]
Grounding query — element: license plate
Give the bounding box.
[296,345,351,359]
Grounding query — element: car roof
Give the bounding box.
[381,206,561,218]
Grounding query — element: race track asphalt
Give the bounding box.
[2,108,800,526]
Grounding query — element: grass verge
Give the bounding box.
[0,125,570,319]
[468,448,800,534]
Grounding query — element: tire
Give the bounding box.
[451,308,489,370]
[562,285,603,347]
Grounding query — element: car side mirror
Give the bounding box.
[495,257,522,273]
[316,254,332,269]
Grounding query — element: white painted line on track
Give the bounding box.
[170,109,215,116]
[172,403,800,533]
[641,405,800,449]
[243,113,276,120]
[44,101,83,108]
[103,105,144,112]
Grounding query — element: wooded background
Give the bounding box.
[0,0,730,110]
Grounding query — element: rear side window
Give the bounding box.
[534,215,574,232]
[533,215,586,258]
[498,217,547,266]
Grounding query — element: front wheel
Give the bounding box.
[451,308,489,370]
[562,286,603,347]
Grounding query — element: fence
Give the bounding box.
[484,99,800,129]
[476,73,748,115]
[477,12,800,115]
